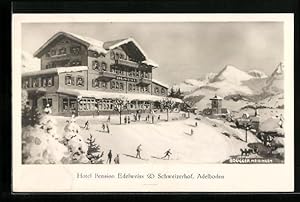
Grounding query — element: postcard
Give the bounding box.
[12,13,294,192]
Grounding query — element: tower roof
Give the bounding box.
[210,95,223,100]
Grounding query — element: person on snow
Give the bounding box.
[107,115,111,123]
[191,129,194,135]
[151,115,154,124]
[136,144,142,159]
[127,116,131,124]
[107,150,112,164]
[158,115,161,121]
[124,116,127,124]
[114,154,120,164]
[195,122,198,127]
[44,104,52,115]
[161,149,172,160]
[106,124,110,134]
[102,123,106,132]
[83,120,89,130]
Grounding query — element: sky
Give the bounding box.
[22,22,283,85]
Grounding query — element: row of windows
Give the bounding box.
[92,61,107,71]
[78,99,151,111]
[92,79,108,89]
[110,66,150,78]
[110,51,127,61]
[22,76,54,89]
[65,75,84,86]
[154,87,166,95]
[46,46,81,57]
[46,60,82,69]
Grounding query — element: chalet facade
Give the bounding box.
[22,31,181,116]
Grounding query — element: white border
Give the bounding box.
[12,14,294,192]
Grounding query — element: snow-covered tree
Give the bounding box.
[113,98,129,125]
[160,98,175,121]
[86,134,103,163]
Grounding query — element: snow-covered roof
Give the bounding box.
[22,66,88,77]
[33,31,159,68]
[34,32,107,57]
[142,59,159,68]
[151,79,169,89]
[57,88,183,103]
[209,95,223,100]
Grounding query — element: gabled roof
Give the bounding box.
[34,32,107,58]
[33,31,159,68]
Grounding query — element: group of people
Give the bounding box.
[135,144,173,160]
[106,149,120,164]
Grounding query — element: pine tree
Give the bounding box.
[85,134,102,163]
[168,87,175,98]
[175,88,184,99]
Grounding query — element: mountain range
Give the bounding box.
[173,64,284,111]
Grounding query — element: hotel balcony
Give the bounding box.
[98,71,117,81]
[117,59,139,68]
[137,77,152,86]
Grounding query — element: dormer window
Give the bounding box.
[161,88,166,95]
[155,87,159,94]
[92,60,100,70]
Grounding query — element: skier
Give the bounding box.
[136,144,142,159]
[107,115,111,123]
[195,122,198,127]
[158,115,161,121]
[124,116,127,124]
[191,129,194,135]
[114,154,120,164]
[44,104,52,115]
[161,149,172,160]
[107,150,112,164]
[147,114,150,122]
[127,116,131,124]
[106,124,110,134]
[83,120,89,130]
[102,123,106,132]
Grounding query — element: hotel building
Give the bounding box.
[22,31,182,116]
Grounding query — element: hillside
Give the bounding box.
[179,64,284,112]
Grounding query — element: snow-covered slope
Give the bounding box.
[180,64,284,111]
[248,70,268,78]
[172,72,217,93]
[211,65,254,84]
[22,51,40,73]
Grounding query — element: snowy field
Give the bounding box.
[52,112,259,164]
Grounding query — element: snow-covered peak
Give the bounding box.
[270,63,284,77]
[211,65,254,84]
[248,70,268,78]
[22,51,40,73]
